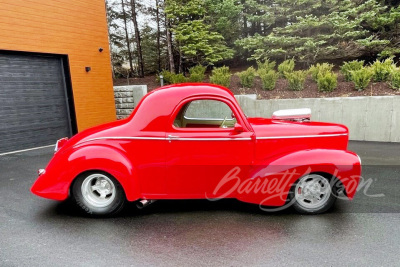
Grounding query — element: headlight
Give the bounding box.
[55,137,69,152]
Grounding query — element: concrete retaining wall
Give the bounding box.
[113,85,147,119]
[236,95,400,142]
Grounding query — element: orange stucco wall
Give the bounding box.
[0,0,116,131]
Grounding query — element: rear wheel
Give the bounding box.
[72,172,126,216]
[292,174,336,214]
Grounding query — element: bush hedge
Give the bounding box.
[370,58,396,82]
[188,65,206,82]
[278,59,295,78]
[341,60,364,81]
[390,69,400,90]
[238,67,257,88]
[351,68,372,91]
[257,59,276,71]
[210,66,231,87]
[309,63,334,81]
[157,70,174,85]
[286,70,307,91]
[170,73,187,84]
[317,72,337,92]
[258,69,279,90]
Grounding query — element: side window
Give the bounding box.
[174,99,237,128]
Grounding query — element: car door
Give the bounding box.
[165,96,255,198]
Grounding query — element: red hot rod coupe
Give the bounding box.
[32,83,361,215]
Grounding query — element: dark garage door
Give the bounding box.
[0,52,72,154]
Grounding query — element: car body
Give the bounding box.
[31,83,361,215]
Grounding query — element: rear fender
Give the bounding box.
[236,149,361,206]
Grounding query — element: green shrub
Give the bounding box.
[188,65,206,82]
[286,70,307,91]
[157,70,174,85]
[258,69,279,90]
[317,72,337,92]
[309,63,334,81]
[257,58,276,71]
[170,73,187,84]
[210,66,231,87]
[278,59,295,77]
[340,60,364,81]
[351,68,372,91]
[390,69,400,90]
[370,58,396,82]
[238,66,257,88]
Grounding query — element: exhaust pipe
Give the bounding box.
[136,199,156,209]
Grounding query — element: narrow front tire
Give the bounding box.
[291,174,336,214]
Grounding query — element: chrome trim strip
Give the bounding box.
[85,136,252,142]
[256,133,348,140]
[183,116,235,121]
[87,134,346,142]
[86,137,166,142]
[172,137,252,141]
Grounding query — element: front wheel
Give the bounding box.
[291,174,336,214]
[72,172,126,216]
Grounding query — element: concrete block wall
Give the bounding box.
[236,95,400,142]
[113,85,147,119]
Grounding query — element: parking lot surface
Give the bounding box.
[0,141,399,266]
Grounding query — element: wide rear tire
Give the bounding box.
[72,172,126,216]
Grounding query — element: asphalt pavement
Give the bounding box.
[0,141,399,266]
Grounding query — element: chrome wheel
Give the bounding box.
[81,174,116,208]
[294,174,331,210]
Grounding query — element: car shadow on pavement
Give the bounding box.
[42,198,345,219]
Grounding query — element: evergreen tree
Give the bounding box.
[106,0,133,78]
[236,0,399,64]
[165,0,234,67]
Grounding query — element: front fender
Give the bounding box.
[31,144,140,201]
[236,149,361,206]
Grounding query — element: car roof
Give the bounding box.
[149,83,235,99]
[128,83,237,132]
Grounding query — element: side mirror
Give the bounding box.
[234,123,244,133]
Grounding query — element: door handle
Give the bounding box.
[167,135,179,142]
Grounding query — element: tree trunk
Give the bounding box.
[105,0,116,79]
[242,0,248,37]
[155,0,161,72]
[121,0,134,76]
[250,21,256,36]
[165,14,175,73]
[178,43,183,74]
[130,0,144,77]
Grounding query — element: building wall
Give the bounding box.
[0,0,115,131]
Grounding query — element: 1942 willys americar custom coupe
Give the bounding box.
[32,83,361,216]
